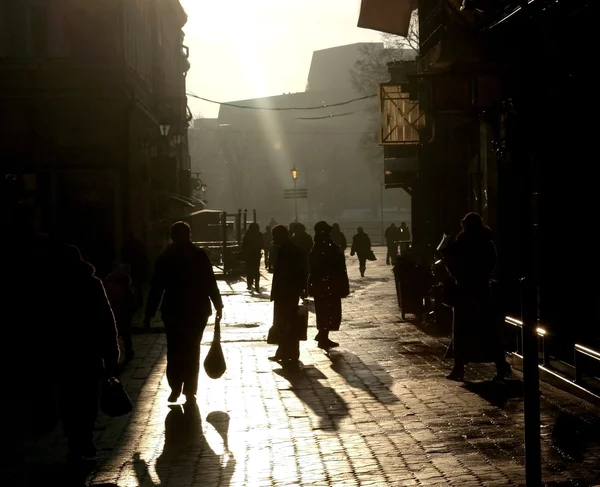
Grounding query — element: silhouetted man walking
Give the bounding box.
[144,221,223,403]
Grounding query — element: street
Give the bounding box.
[10,247,600,486]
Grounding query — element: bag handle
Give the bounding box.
[213,316,221,342]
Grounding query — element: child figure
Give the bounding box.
[104,263,138,362]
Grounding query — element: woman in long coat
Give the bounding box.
[442,212,511,381]
[308,221,350,350]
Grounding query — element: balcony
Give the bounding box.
[378,83,425,145]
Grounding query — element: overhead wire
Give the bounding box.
[186,91,377,111]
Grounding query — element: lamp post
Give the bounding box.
[291,165,299,222]
[159,123,170,137]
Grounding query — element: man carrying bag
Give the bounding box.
[144,221,224,403]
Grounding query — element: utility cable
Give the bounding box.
[186,91,377,111]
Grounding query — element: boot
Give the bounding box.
[359,267,365,277]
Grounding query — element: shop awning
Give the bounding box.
[169,194,195,208]
[357,0,415,37]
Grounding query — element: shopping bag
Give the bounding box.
[204,317,226,379]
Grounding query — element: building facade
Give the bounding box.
[188,44,411,238]
[371,0,596,361]
[0,0,193,272]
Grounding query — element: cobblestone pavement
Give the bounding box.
[10,247,600,486]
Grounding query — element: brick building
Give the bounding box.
[0,0,193,273]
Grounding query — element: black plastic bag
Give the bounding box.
[204,317,226,379]
[100,377,133,417]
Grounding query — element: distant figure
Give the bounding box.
[241,222,264,292]
[330,223,347,254]
[398,222,411,255]
[105,263,138,362]
[350,226,372,277]
[262,225,273,272]
[441,212,511,382]
[144,221,223,403]
[384,223,398,265]
[268,225,307,365]
[308,221,350,350]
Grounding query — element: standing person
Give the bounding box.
[241,222,264,292]
[384,223,398,265]
[398,222,411,256]
[144,221,223,403]
[267,225,307,365]
[441,212,511,381]
[330,223,347,254]
[350,226,372,277]
[263,225,273,272]
[291,222,314,275]
[58,246,120,461]
[105,263,138,362]
[308,221,350,350]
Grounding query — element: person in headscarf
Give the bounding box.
[441,212,511,381]
[267,225,307,365]
[308,221,350,350]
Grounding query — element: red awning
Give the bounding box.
[357,0,415,37]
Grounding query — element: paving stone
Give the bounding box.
[6,247,600,486]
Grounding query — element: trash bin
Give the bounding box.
[393,253,432,321]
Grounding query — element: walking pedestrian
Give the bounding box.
[308,221,350,350]
[350,226,372,277]
[144,221,223,403]
[267,225,307,365]
[241,222,264,292]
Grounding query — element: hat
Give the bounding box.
[314,220,332,235]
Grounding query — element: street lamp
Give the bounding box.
[291,165,299,221]
[171,133,183,145]
[159,123,170,137]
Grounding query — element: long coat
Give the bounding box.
[308,236,350,331]
[442,228,503,363]
[269,240,307,342]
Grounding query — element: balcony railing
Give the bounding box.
[378,83,426,145]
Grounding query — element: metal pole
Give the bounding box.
[380,181,384,245]
[518,0,542,481]
[293,178,298,222]
[521,183,542,487]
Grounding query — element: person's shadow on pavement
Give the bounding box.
[275,364,349,430]
[132,404,235,486]
[328,350,400,405]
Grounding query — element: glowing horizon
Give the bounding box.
[180,0,381,119]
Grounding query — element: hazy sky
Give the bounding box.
[180,0,381,118]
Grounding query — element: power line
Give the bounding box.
[190,129,375,135]
[186,91,377,111]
